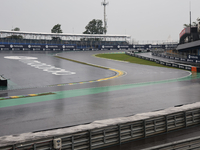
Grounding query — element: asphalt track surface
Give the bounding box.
[0,50,200,149]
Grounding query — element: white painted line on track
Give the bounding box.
[4,56,76,76]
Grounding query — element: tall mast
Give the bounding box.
[189,0,192,42]
[102,0,109,34]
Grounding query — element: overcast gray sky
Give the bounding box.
[0,0,199,42]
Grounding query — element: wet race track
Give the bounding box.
[0,50,200,148]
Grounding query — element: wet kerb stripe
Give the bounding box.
[0,72,198,108]
[0,92,55,101]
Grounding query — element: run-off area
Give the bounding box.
[0,53,115,89]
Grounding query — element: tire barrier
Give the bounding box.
[125,51,199,72]
[1,102,200,150]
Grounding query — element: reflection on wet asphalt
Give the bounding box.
[0,50,199,145]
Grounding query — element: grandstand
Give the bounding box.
[0,30,130,51]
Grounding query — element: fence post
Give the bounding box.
[118,125,121,145]
[165,115,168,133]
[192,112,194,123]
[103,130,106,144]
[174,116,177,127]
[33,144,36,150]
[184,111,187,128]
[144,120,146,138]
[154,120,156,132]
[72,136,74,150]
[131,125,133,138]
[89,130,92,150]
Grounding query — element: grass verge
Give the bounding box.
[95,53,177,69]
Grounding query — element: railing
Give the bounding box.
[143,135,200,150]
[1,106,200,150]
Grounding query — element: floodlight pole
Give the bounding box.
[102,0,108,34]
[189,1,192,42]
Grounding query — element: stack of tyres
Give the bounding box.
[172,63,179,68]
[155,60,160,64]
[185,65,192,71]
[160,61,166,65]
[179,64,186,69]
[166,62,172,67]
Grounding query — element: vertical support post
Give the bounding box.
[131,125,133,138]
[33,144,36,150]
[192,112,194,123]
[165,115,168,132]
[118,125,121,144]
[72,136,74,150]
[103,130,106,144]
[143,120,146,138]
[12,145,15,150]
[184,111,187,128]
[89,130,92,150]
[190,10,192,42]
[175,116,177,127]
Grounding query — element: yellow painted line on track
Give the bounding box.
[29,94,37,97]
[10,96,19,99]
[54,54,126,85]
[0,93,55,101]
[97,69,124,81]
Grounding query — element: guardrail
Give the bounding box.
[143,135,200,150]
[125,51,199,72]
[151,52,200,64]
[1,103,200,150]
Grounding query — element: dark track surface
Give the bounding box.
[0,50,200,149]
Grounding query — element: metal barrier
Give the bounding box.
[125,51,200,72]
[1,106,200,150]
[143,135,200,150]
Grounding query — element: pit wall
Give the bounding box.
[126,51,199,72]
[1,102,200,150]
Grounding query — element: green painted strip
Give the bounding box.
[0,72,199,108]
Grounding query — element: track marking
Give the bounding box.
[4,56,76,76]
[0,92,55,101]
[0,72,196,108]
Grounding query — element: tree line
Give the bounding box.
[9,19,106,40]
[183,17,200,27]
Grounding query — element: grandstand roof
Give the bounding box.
[0,30,131,38]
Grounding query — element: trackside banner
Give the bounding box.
[0,44,76,51]
[152,52,200,64]
[0,43,178,51]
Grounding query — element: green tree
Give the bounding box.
[12,27,20,31]
[51,24,63,41]
[83,19,105,34]
[183,17,200,28]
[51,24,63,33]
[10,27,22,39]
